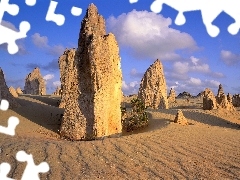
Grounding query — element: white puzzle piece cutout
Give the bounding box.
[150,0,240,37]
[0,0,31,54]
[0,163,15,180]
[16,151,50,180]
[45,0,65,26]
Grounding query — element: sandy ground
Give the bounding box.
[0,95,240,179]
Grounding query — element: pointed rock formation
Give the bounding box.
[138,59,168,109]
[174,110,188,125]
[216,84,224,104]
[0,68,19,109]
[58,48,76,108]
[24,67,46,95]
[60,4,122,140]
[168,88,176,103]
[9,86,18,97]
[16,87,23,95]
[203,88,217,110]
[217,94,235,111]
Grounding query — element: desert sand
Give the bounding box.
[0,95,240,179]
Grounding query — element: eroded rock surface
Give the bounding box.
[203,88,217,110]
[174,110,188,125]
[24,67,46,95]
[0,68,19,109]
[232,94,240,107]
[16,87,23,95]
[138,59,168,109]
[9,86,18,97]
[168,88,176,103]
[60,4,122,140]
[58,48,76,108]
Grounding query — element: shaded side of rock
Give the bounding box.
[203,88,217,110]
[174,110,188,125]
[9,86,18,97]
[232,94,240,107]
[58,48,76,108]
[24,67,46,95]
[60,4,122,140]
[138,59,168,109]
[0,68,19,109]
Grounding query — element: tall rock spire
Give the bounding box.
[60,4,122,140]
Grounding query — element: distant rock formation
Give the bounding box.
[168,88,176,103]
[216,84,224,104]
[0,68,19,109]
[217,94,235,111]
[177,91,192,99]
[202,88,217,110]
[232,94,240,107]
[174,110,188,125]
[9,86,18,97]
[52,86,62,96]
[227,93,232,103]
[24,67,46,95]
[196,91,204,98]
[58,48,76,108]
[60,4,122,140]
[138,59,168,109]
[16,87,23,95]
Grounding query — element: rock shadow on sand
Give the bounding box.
[13,96,64,134]
[151,109,240,130]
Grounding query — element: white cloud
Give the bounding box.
[43,74,54,81]
[31,33,48,48]
[188,77,202,86]
[107,10,197,60]
[31,33,64,56]
[173,56,210,75]
[47,45,65,56]
[122,80,139,95]
[220,50,240,65]
[1,20,18,31]
[53,81,61,87]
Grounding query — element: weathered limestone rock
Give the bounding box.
[216,84,224,104]
[24,67,46,95]
[174,110,188,125]
[138,59,168,109]
[9,86,18,97]
[0,68,19,109]
[227,93,232,103]
[232,94,240,107]
[52,86,62,96]
[217,94,235,111]
[168,88,176,103]
[60,4,122,140]
[16,87,23,95]
[58,48,76,108]
[203,88,217,110]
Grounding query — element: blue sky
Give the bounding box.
[1,0,240,96]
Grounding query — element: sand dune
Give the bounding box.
[0,95,240,179]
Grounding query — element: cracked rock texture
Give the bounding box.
[138,59,168,109]
[203,88,217,110]
[60,4,122,140]
[24,67,46,95]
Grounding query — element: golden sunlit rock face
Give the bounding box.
[138,59,168,109]
[60,4,122,140]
